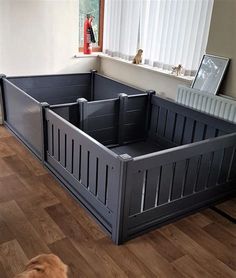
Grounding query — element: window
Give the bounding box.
[103,0,214,76]
[79,0,104,52]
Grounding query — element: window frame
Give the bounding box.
[79,0,104,53]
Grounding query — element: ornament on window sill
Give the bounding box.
[171,64,183,76]
[132,49,143,64]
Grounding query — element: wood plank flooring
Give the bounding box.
[0,126,235,278]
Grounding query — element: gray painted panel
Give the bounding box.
[131,133,236,171]
[126,95,147,110]
[87,115,117,131]
[165,111,176,141]
[158,164,173,205]
[60,131,66,167]
[87,99,119,117]
[207,149,224,188]
[80,147,89,187]
[93,74,144,100]
[126,182,235,237]
[173,114,185,144]
[149,105,159,136]
[144,168,160,211]
[129,170,145,216]
[66,135,73,173]
[88,128,117,145]
[47,121,53,155]
[9,73,91,88]
[54,125,60,161]
[9,74,91,104]
[195,152,213,192]
[52,106,70,121]
[229,149,236,181]
[97,160,107,204]
[218,147,234,184]
[72,140,80,180]
[46,154,113,227]
[193,122,205,142]
[124,124,146,142]
[204,126,216,139]
[182,118,195,144]
[171,160,186,200]
[3,79,42,157]
[125,110,145,125]
[88,152,97,195]
[157,107,167,137]
[152,95,236,134]
[26,86,89,104]
[184,156,200,196]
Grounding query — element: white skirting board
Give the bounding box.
[176,86,236,123]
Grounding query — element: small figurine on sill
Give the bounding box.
[132,49,143,64]
[171,64,183,76]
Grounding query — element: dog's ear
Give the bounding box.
[26,258,45,272]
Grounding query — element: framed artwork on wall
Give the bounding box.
[191,54,230,95]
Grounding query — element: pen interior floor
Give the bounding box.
[0,125,235,278]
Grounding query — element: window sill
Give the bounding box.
[98,53,194,83]
[73,52,102,58]
[73,52,194,83]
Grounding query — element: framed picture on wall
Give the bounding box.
[191,54,230,95]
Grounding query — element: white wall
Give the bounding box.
[0,0,98,76]
[99,56,192,100]
[0,0,99,123]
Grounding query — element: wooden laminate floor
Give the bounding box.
[0,126,235,278]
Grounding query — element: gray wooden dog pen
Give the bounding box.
[0,71,144,160]
[1,72,236,244]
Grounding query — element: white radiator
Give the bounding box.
[176,85,236,123]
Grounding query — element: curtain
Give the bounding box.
[103,0,214,76]
[103,0,141,60]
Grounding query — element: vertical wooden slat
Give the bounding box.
[204,126,216,139]
[106,164,120,212]
[88,153,97,195]
[51,124,54,156]
[195,152,213,192]
[156,107,167,137]
[218,147,234,184]
[144,91,155,136]
[207,149,224,187]
[158,164,173,205]
[54,126,60,161]
[60,132,66,167]
[144,167,161,211]
[182,118,195,144]
[97,161,108,204]
[72,141,80,180]
[129,170,145,216]
[183,156,200,196]
[47,121,52,155]
[80,147,89,187]
[149,105,159,136]
[66,136,73,173]
[164,111,176,141]
[118,93,128,145]
[229,148,236,181]
[173,114,185,144]
[78,98,88,131]
[193,122,205,142]
[171,160,187,200]
[217,130,227,137]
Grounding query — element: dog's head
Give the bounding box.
[137,49,143,55]
[15,254,68,278]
